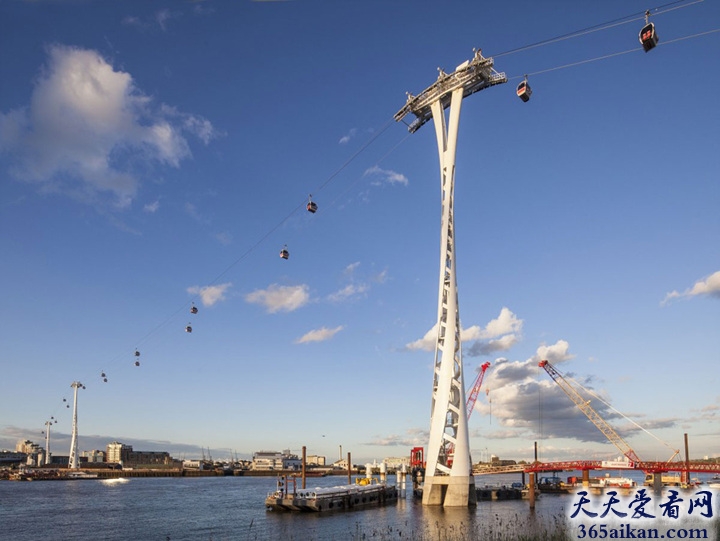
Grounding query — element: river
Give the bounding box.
[0,472,717,540]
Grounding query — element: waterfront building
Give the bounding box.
[106,441,133,463]
[251,449,301,470]
[82,450,106,463]
[0,450,27,466]
[306,455,326,466]
[106,441,173,466]
[15,439,45,466]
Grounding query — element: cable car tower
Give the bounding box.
[68,381,84,469]
[395,49,506,506]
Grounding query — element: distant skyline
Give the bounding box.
[1,0,718,466]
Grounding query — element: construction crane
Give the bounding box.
[466,362,491,419]
[445,362,492,465]
[538,359,642,464]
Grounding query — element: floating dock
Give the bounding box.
[265,476,398,512]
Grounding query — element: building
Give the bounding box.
[15,440,45,466]
[306,455,326,466]
[106,441,173,466]
[82,450,105,463]
[252,450,302,471]
[106,441,132,464]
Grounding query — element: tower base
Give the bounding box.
[422,475,477,507]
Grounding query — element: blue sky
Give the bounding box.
[1,0,718,466]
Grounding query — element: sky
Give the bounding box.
[1,0,718,467]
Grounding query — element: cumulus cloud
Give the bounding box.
[471,340,662,450]
[187,283,232,306]
[406,307,523,353]
[0,45,217,209]
[295,325,344,344]
[245,284,310,313]
[662,271,720,305]
[364,165,408,186]
[405,322,439,351]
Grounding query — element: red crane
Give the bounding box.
[466,361,491,419]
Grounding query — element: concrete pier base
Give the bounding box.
[422,475,477,507]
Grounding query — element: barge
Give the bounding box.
[265,475,398,512]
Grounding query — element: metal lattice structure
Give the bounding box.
[395,50,506,507]
[538,360,642,464]
[68,381,83,469]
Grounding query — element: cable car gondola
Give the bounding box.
[639,11,658,52]
[307,195,318,214]
[280,245,289,260]
[135,360,140,367]
[517,76,532,102]
[185,323,193,333]
[190,302,198,314]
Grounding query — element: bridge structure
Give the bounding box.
[473,461,720,476]
[394,49,506,508]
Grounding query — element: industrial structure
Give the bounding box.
[395,49,506,506]
[67,381,84,469]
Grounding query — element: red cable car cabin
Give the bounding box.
[639,22,658,52]
[516,80,532,102]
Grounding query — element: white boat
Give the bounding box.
[265,476,398,512]
[65,471,99,480]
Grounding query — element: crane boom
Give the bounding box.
[466,362,491,419]
[538,360,641,464]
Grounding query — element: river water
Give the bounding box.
[0,472,717,541]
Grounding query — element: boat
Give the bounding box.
[537,476,571,494]
[265,475,398,512]
[65,471,99,480]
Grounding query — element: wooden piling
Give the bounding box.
[347,452,352,485]
[301,446,306,489]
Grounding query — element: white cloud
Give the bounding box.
[214,231,233,245]
[155,9,180,31]
[326,262,386,303]
[480,307,523,338]
[187,283,232,306]
[406,308,523,354]
[405,322,439,351]
[245,284,310,313]
[296,325,344,344]
[339,128,357,144]
[327,283,369,303]
[534,339,574,365]
[662,270,720,305]
[143,200,160,213]
[364,165,408,186]
[0,45,217,209]
[343,261,361,276]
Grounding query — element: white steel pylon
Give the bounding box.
[395,50,506,507]
[43,420,52,465]
[68,381,83,469]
